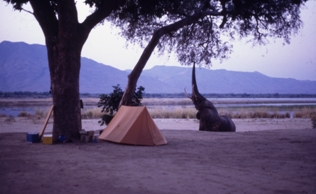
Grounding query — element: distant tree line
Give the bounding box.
[1,91,316,99]
[0,91,51,98]
[143,93,316,98]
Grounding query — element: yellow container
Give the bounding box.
[42,134,53,144]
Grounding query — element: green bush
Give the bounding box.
[98,84,145,125]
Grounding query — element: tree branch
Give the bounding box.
[29,0,58,45]
[21,8,33,15]
[81,0,119,32]
[254,15,264,42]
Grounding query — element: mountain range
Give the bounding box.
[1,41,315,94]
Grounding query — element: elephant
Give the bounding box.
[185,63,236,132]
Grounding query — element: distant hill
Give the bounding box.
[1,41,316,94]
[142,66,316,94]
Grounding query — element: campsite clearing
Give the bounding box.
[0,118,315,193]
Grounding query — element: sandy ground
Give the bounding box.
[0,118,315,194]
[0,117,313,133]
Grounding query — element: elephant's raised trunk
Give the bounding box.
[191,63,203,101]
[184,63,204,101]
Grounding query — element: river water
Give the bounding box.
[1,98,316,117]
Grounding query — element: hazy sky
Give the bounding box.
[1,1,316,81]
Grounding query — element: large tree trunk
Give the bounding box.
[49,1,85,142]
[47,43,82,142]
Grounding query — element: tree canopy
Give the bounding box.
[107,0,307,66]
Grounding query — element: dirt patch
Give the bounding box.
[0,118,315,193]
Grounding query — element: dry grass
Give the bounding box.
[149,106,315,119]
[8,106,314,120]
[81,107,103,119]
[34,109,44,119]
[218,107,292,119]
[149,107,196,119]
[292,107,316,118]
[9,106,315,120]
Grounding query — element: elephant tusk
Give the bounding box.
[192,84,198,99]
[184,87,192,99]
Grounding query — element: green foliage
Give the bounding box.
[98,85,124,116]
[107,0,307,66]
[97,84,145,125]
